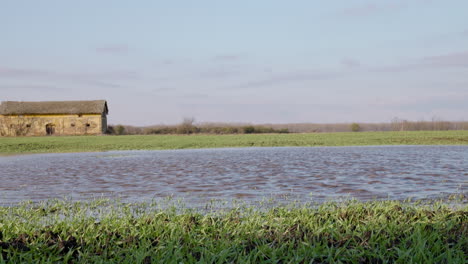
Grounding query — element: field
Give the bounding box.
[2,131,467,262]
[0,199,466,263]
[1,130,468,154]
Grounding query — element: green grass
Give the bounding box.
[0,199,466,263]
[1,130,468,154]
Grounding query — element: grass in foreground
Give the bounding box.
[0,200,466,263]
[1,130,468,154]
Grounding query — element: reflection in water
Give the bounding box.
[0,146,467,205]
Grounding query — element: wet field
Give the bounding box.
[0,146,467,206]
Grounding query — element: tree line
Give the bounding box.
[106,117,468,135]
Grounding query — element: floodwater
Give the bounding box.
[0,146,467,206]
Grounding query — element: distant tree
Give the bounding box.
[350,123,361,132]
[115,125,126,135]
[391,117,409,131]
[106,126,115,134]
[177,117,198,134]
[243,126,255,134]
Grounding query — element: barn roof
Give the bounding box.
[0,100,108,115]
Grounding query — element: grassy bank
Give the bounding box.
[0,130,467,154]
[0,200,466,263]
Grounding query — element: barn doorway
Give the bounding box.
[45,124,55,135]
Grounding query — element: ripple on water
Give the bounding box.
[0,146,467,205]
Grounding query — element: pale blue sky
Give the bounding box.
[1,0,467,125]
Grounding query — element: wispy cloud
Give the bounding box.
[199,68,243,79]
[341,58,361,68]
[153,87,175,92]
[372,50,468,72]
[463,29,468,37]
[68,71,139,81]
[421,51,468,67]
[369,92,468,112]
[0,67,48,78]
[175,93,209,99]
[0,66,138,88]
[340,2,405,17]
[198,63,248,80]
[212,53,247,62]
[162,59,174,65]
[0,84,62,91]
[95,44,130,54]
[232,70,341,89]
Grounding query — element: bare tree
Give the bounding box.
[177,117,197,134]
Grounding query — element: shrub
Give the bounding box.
[351,123,361,132]
[177,117,198,134]
[243,126,255,134]
[115,125,126,135]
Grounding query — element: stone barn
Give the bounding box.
[0,100,109,136]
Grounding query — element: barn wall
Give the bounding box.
[101,114,108,134]
[0,114,105,136]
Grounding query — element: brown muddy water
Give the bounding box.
[0,146,467,206]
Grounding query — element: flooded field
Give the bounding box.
[0,146,467,206]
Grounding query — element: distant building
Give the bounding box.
[0,100,109,136]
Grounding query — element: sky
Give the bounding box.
[1,0,467,126]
